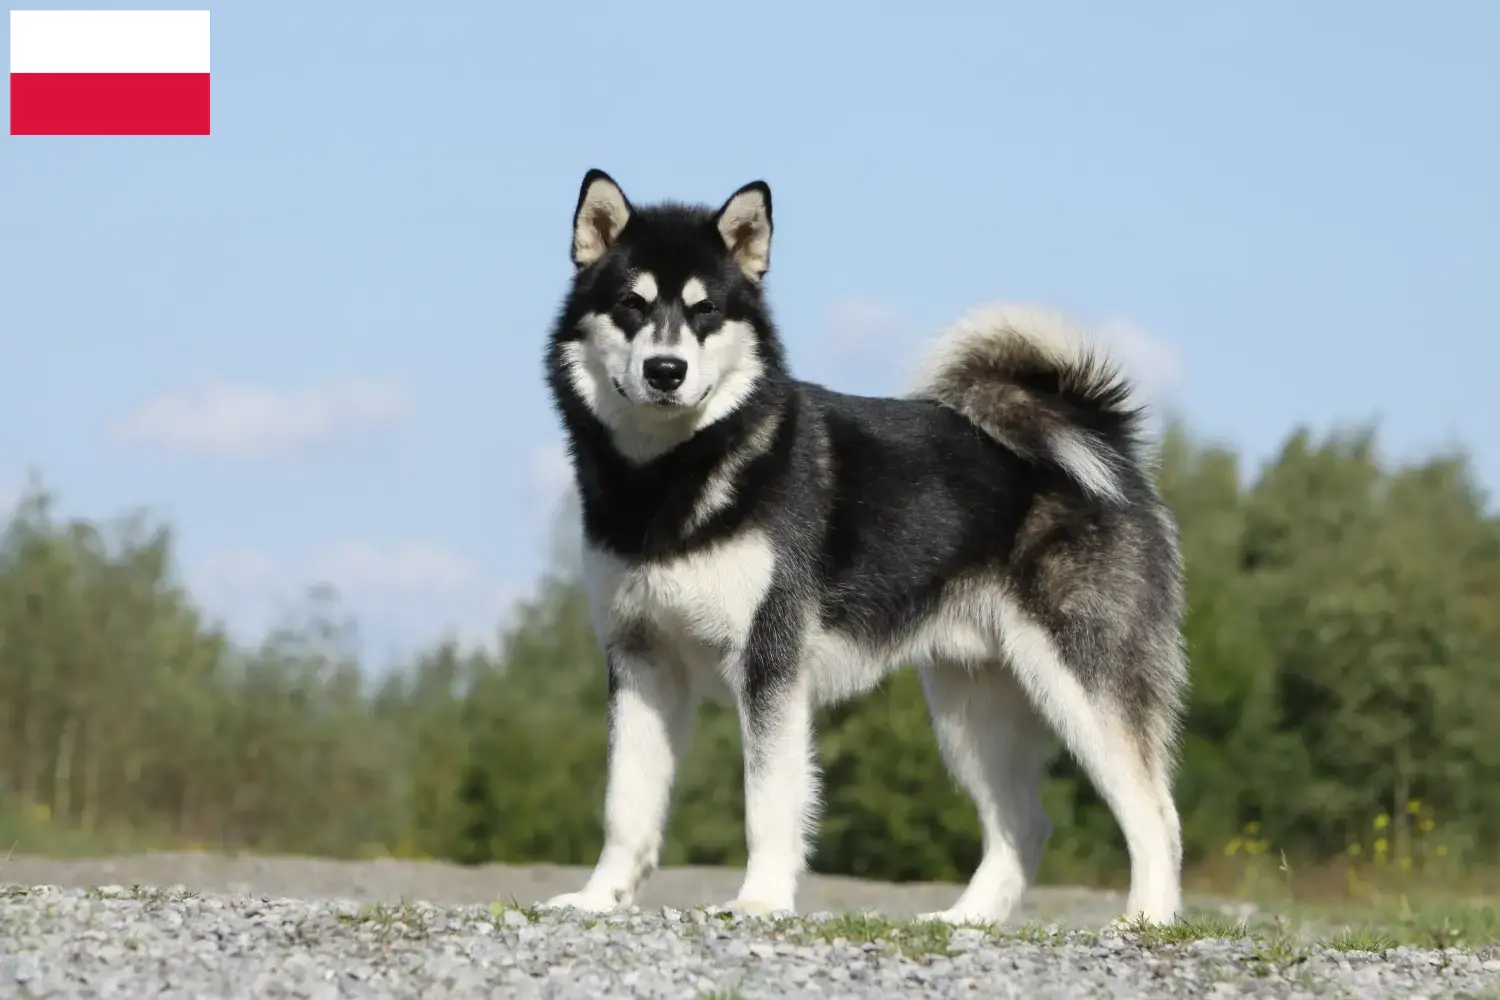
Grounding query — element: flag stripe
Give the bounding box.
[10,73,211,135]
[9,10,210,74]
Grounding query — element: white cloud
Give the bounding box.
[188,540,526,658]
[110,378,410,459]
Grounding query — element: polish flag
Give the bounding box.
[9,9,210,136]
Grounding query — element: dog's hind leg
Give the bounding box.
[542,649,694,913]
[996,601,1184,925]
[917,660,1054,926]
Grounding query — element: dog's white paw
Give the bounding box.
[539,890,620,914]
[719,897,793,918]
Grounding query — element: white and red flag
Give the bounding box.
[9,9,210,135]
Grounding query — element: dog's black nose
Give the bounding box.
[642,356,688,392]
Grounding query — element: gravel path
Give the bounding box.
[2,854,1498,999]
[0,853,1129,924]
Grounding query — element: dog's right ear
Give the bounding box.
[572,169,633,268]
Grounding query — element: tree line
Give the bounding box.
[2,420,1497,886]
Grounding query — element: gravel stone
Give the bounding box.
[1,856,1497,998]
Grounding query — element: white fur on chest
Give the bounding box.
[583,530,777,692]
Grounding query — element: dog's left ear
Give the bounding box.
[714,181,773,281]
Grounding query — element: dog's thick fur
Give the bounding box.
[539,169,1187,925]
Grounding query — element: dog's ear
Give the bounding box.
[572,169,633,268]
[714,181,773,281]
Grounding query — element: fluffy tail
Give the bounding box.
[908,303,1150,505]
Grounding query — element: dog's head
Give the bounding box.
[553,169,780,461]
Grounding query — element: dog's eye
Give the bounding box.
[689,299,718,317]
[617,292,649,313]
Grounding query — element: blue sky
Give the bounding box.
[3,1,1496,663]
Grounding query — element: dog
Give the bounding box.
[537,169,1187,926]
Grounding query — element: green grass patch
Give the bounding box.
[1290,894,1500,950]
[1325,926,1399,953]
[771,911,957,958]
[1119,911,1253,946]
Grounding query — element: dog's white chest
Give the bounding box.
[583,530,777,661]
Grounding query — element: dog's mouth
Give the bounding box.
[652,385,713,410]
[612,378,711,410]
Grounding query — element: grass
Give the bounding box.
[800,901,1500,964]
[683,902,1488,963]
[773,911,957,957]
[86,885,200,904]
[1165,801,1500,953]
[1325,926,1400,953]
[1117,911,1252,946]
[1102,895,1500,954]
[335,900,438,942]
[1278,893,1500,950]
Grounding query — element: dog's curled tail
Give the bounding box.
[909,303,1150,505]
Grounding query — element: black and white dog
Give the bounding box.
[539,169,1187,925]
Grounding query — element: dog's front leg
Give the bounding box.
[726,601,816,916]
[543,648,694,913]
